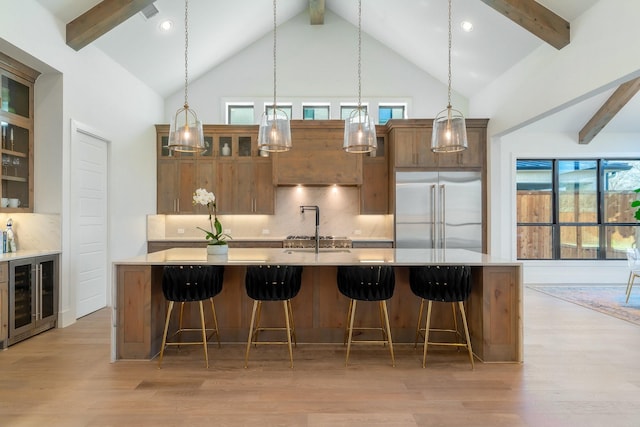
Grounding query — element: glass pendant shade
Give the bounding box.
[343,108,377,153]
[258,108,292,152]
[431,106,468,153]
[168,104,205,153]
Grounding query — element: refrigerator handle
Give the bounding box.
[430,184,436,249]
[440,184,446,250]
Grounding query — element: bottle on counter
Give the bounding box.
[5,218,16,253]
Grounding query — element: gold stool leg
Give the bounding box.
[345,299,357,367]
[414,299,425,349]
[158,301,174,368]
[209,297,221,348]
[451,302,461,345]
[287,300,297,347]
[198,301,209,368]
[378,302,387,344]
[381,300,395,367]
[254,301,263,345]
[458,301,474,370]
[422,300,433,368]
[343,299,353,346]
[626,273,636,304]
[244,300,259,368]
[283,300,294,368]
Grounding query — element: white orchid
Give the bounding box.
[193,188,231,245]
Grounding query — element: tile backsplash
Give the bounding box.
[149,187,393,240]
[0,213,61,250]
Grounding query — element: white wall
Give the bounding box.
[165,9,466,123]
[0,0,163,325]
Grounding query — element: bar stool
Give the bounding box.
[336,265,395,367]
[244,265,303,368]
[409,265,474,369]
[158,265,225,368]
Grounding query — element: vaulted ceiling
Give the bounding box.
[36,0,639,137]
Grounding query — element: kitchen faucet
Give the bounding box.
[300,205,320,253]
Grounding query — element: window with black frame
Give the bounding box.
[516,159,640,260]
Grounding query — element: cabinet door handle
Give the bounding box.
[39,264,43,320]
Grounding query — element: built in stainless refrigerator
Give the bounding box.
[395,171,482,251]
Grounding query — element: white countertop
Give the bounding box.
[0,249,61,261]
[114,247,519,267]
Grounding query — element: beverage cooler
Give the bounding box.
[8,255,58,345]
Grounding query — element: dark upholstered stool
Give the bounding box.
[244,265,303,368]
[409,265,474,369]
[336,265,396,367]
[158,265,225,368]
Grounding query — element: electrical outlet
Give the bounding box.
[354,229,362,235]
[177,228,185,234]
[262,229,270,235]
[224,229,231,235]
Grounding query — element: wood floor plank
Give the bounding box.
[1,288,640,426]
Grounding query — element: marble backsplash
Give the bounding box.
[0,213,61,250]
[149,187,393,240]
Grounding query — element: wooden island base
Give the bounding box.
[115,250,521,363]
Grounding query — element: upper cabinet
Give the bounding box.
[272,120,363,185]
[388,119,487,170]
[360,128,389,214]
[156,124,274,215]
[0,53,38,212]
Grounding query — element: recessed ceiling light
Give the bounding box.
[159,20,173,32]
[460,21,474,32]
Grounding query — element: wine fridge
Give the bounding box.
[8,255,58,345]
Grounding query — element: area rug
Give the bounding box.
[527,285,640,326]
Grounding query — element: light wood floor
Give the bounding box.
[1,287,640,427]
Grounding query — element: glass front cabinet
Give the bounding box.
[8,255,59,345]
[0,53,38,212]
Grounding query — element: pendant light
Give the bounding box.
[431,0,467,153]
[258,0,292,152]
[168,0,205,153]
[343,0,377,153]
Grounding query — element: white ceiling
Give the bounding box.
[35,0,640,134]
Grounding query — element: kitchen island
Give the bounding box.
[113,248,522,363]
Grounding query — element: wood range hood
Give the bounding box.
[271,120,369,187]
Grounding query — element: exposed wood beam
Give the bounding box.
[66,0,156,51]
[578,77,640,145]
[309,0,325,25]
[480,0,570,50]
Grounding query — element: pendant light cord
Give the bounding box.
[357,0,362,110]
[447,0,452,109]
[183,0,189,108]
[272,0,277,116]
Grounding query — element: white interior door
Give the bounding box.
[71,122,109,318]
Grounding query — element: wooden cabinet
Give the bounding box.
[432,120,487,169]
[216,159,273,214]
[390,125,434,168]
[388,118,487,170]
[272,120,362,185]
[360,129,389,214]
[0,53,38,212]
[156,124,274,215]
[211,127,274,214]
[156,125,214,214]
